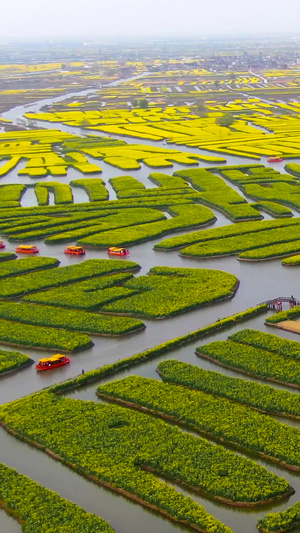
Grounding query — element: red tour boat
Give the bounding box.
[36,354,71,371]
[108,247,129,256]
[16,245,39,254]
[267,157,283,163]
[64,246,86,256]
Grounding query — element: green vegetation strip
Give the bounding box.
[0,393,291,526]
[230,329,300,361]
[266,307,300,324]
[282,254,300,265]
[213,165,263,172]
[35,182,73,206]
[0,253,16,262]
[285,162,300,178]
[0,256,59,278]
[0,462,115,533]
[251,201,292,217]
[0,259,140,298]
[174,169,261,221]
[180,224,300,260]
[97,375,300,472]
[78,205,215,248]
[23,273,136,310]
[0,319,92,352]
[241,181,300,213]
[102,266,238,319]
[0,349,33,375]
[0,184,26,208]
[6,215,114,242]
[49,305,267,394]
[155,218,300,251]
[239,241,300,261]
[1,210,114,237]
[43,207,166,244]
[8,208,165,243]
[0,301,145,337]
[111,187,194,199]
[219,168,291,187]
[0,195,196,222]
[258,502,300,533]
[70,178,109,202]
[149,173,190,189]
[158,360,300,419]
[197,336,300,390]
[109,175,146,194]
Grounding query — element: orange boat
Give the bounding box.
[36,354,71,372]
[108,247,129,256]
[16,245,39,254]
[0,240,5,249]
[268,157,283,163]
[64,246,86,256]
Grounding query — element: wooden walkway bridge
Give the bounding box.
[259,296,300,311]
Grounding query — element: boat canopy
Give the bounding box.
[38,354,65,363]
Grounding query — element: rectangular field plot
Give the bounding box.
[97,374,300,471]
[0,390,293,533]
[197,329,300,389]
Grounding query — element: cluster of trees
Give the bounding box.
[132,98,149,109]
[194,100,234,126]
[217,113,235,127]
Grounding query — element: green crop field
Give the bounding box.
[196,330,300,389]
[101,266,238,318]
[0,391,292,531]
[97,374,300,470]
[23,272,136,310]
[0,349,32,374]
[258,502,300,532]
[0,259,140,298]
[158,359,300,419]
[0,463,115,533]
[3,58,300,533]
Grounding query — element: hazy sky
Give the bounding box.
[2,0,300,40]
